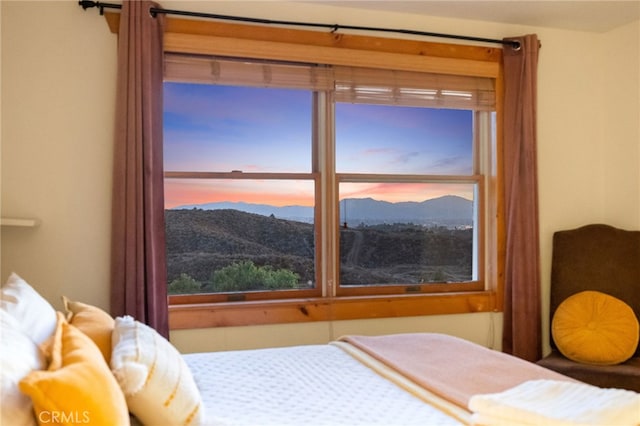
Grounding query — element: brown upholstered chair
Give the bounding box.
[537,224,640,392]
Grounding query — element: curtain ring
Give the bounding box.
[511,41,522,51]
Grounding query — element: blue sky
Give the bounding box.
[335,102,472,174]
[163,83,473,208]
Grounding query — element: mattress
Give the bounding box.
[184,343,469,426]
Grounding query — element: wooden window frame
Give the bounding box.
[106,13,505,329]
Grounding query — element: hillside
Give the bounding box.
[165,209,473,291]
[166,209,315,286]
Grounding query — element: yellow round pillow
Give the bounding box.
[552,290,639,365]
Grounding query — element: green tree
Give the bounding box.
[211,260,299,292]
[168,273,201,294]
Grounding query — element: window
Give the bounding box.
[162,20,504,328]
[164,80,320,300]
[334,101,482,297]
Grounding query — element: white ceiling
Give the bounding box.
[305,1,640,33]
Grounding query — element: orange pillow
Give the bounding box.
[552,290,639,365]
[62,297,114,364]
[19,312,129,426]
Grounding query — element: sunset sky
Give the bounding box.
[163,83,474,209]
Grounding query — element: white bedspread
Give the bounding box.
[183,344,466,426]
[468,379,640,426]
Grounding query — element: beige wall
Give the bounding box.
[601,21,640,228]
[1,1,116,307]
[2,1,639,354]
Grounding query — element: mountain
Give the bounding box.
[174,195,473,227]
[339,196,472,225]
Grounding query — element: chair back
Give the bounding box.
[550,224,640,355]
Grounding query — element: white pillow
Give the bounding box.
[1,310,46,426]
[111,316,205,425]
[1,273,57,344]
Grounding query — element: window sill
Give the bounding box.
[168,291,498,329]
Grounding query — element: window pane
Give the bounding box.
[338,182,475,286]
[165,179,316,294]
[164,83,312,173]
[336,104,473,175]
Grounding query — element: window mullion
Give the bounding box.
[337,174,482,183]
[315,91,338,298]
[164,171,316,180]
[477,111,498,291]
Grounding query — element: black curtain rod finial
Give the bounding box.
[78,0,96,10]
[79,1,119,15]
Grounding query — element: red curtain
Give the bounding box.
[110,1,168,338]
[502,34,541,361]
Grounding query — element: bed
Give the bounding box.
[183,333,640,426]
[2,273,640,426]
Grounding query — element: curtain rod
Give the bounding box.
[78,1,521,50]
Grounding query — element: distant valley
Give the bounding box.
[165,197,474,293]
[175,195,473,227]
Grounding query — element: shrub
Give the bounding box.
[168,273,202,294]
[211,260,299,292]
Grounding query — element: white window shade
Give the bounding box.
[165,53,495,110]
[333,66,495,110]
[164,53,334,91]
